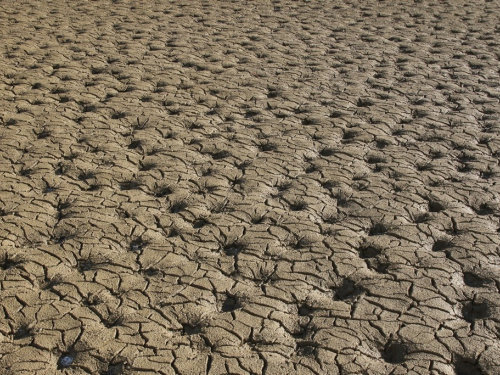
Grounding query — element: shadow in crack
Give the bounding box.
[381,340,408,364]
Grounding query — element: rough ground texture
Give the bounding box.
[1,0,500,374]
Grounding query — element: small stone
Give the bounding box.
[59,355,74,368]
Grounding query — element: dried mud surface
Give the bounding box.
[1,1,500,374]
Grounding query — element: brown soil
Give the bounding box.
[1,1,500,374]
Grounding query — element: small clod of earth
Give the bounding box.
[381,341,408,364]
[221,295,241,312]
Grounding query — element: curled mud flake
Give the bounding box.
[78,171,95,181]
[411,212,430,223]
[19,167,33,176]
[319,147,335,157]
[368,259,390,274]
[82,294,102,307]
[342,130,358,142]
[357,97,374,107]
[289,200,308,211]
[103,314,123,328]
[267,87,282,98]
[189,137,202,146]
[321,179,338,190]
[365,155,386,165]
[375,139,391,149]
[334,279,365,301]
[462,299,490,323]
[432,239,452,252]
[40,275,63,291]
[298,304,315,317]
[368,223,389,236]
[111,111,127,120]
[142,267,163,278]
[428,200,446,212]
[302,117,320,126]
[1,253,22,270]
[221,294,241,312]
[170,200,187,213]
[382,340,408,364]
[36,127,51,139]
[139,162,156,171]
[250,212,270,224]
[128,139,142,149]
[463,272,489,287]
[321,212,341,224]
[416,162,433,172]
[55,162,66,175]
[274,179,293,192]
[182,322,202,336]
[474,202,496,216]
[91,66,106,74]
[291,236,314,250]
[101,361,126,375]
[228,176,245,187]
[51,232,73,245]
[258,142,278,152]
[13,324,33,340]
[236,160,252,170]
[358,243,390,272]
[304,164,318,174]
[358,244,382,259]
[153,185,173,198]
[245,109,261,118]
[296,342,318,357]
[77,259,95,273]
[412,109,429,119]
[211,199,232,214]
[430,150,446,159]
[211,150,231,160]
[167,227,179,238]
[82,104,97,113]
[130,238,147,252]
[482,171,496,181]
[87,184,100,191]
[454,355,483,375]
[193,218,209,229]
[223,241,245,256]
[119,180,140,191]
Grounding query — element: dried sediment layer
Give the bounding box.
[1,0,500,374]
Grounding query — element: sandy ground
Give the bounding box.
[1,0,500,374]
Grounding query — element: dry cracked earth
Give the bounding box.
[1,0,500,374]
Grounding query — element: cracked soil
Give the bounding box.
[1,0,500,374]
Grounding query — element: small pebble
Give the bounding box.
[59,355,74,367]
